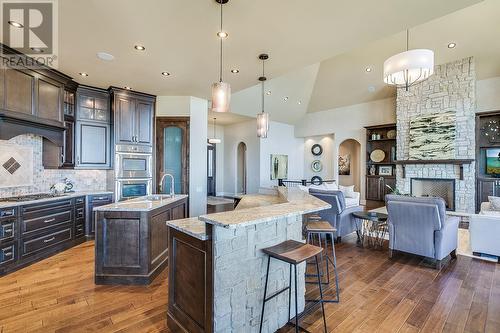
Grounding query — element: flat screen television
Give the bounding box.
[486,148,500,176]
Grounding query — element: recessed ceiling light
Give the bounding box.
[298,101,302,105]
[30,47,44,53]
[134,45,146,51]
[161,71,171,76]
[79,72,89,77]
[448,42,456,49]
[365,67,372,72]
[97,52,114,61]
[217,31,228,38]
[8,21,23,28]
[266,91,271,95]
[283,97,289,101]
[124,86,132,90]
[230,69,239,73]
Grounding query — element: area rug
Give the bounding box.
[457,228,498,263]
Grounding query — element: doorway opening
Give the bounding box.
[338,139,361,192]
[207,143,216,196]
[236,142,247,195]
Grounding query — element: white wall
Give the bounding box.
[477,76,500,113]
[223,120,260,195]
[189,97,208,216]
[259,121,304,189]
[295,97,397,201]
[304,135,335,182]
[156,96,207,217]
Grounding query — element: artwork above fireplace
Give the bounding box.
[411,178,455,211]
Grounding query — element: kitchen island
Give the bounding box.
[166,187,330,333]
[94,194,187,285]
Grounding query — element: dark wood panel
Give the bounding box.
[136,99,153,145]
[37,78,62,122]
[4,69,34,115]
[150,210,170,269]
[102,218,141,268]
[168,226,213,333]
[62,117,75,167]
[116,97,135,144]
[171,202,187,221]
[23,209,72,234]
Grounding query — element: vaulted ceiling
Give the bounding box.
[56,0,482,100]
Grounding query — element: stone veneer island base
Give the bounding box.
[166,188,330,333]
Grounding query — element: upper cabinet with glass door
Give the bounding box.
[76,86,110,123]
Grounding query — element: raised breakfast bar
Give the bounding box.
[166,187,330,333]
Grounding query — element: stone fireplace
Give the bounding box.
[396,57,476,213]
[410,178,456,211]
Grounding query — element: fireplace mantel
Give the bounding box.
[395,159,474,180]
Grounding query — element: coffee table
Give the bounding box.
[352,211,388,249]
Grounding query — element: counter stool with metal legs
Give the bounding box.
[305,219,340,303]
[258,240,327,333]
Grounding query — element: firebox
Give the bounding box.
[410,178,456,211]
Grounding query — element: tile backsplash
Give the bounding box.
[0,134,110,197]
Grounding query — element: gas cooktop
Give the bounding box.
[0,193,66,202]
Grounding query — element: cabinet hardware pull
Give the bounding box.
[3,252,12,257]
[44,218,56,223]
[43,237,55,243]
[3,228,12,233]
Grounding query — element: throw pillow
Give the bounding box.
[339,185,356,198]
[488,196,500,211]
[323,182,339,191]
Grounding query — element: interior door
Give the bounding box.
[156,117,189,195]
[207,143,216,196]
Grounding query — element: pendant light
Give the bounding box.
[257,54,269,138]
[208,118,222,144]
[383,29,434,91]
[211,0,231,113]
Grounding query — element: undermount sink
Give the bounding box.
[143,194,174,201]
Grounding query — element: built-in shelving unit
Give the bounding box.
[364,123,397,208]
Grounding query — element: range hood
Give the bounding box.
[0,112,65,146]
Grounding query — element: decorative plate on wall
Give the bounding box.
[311,160,323,172]
[370,149,385,163]
[311,176,323,185]
[387,129,396,139]
[311,144,323,156]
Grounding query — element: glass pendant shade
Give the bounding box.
[211,81,231,113]
[257,112,269,138]
[383,49,434,88]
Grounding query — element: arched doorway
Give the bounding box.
[236,142,247,194]
[338,139,361,191]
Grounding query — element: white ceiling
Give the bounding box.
[55,0,481,98]
[307,0,500,112]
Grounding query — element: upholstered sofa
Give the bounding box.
[386,195,459,268]
[298,182,361,208]
[469,201,500,259]
[308,189,363,242]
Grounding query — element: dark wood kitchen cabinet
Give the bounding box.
[110,87,155,146]
[61,81,78,168]
[85,193,113,237]
[75,86,112,169]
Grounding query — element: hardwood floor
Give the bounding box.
[0,237,498,333]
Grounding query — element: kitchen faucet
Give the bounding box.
[159,173,175,196]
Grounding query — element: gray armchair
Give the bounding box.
[386,195,459,269]
[309,189,363,242]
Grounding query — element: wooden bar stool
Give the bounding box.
[305,217,340,303]
[259,240,327,333]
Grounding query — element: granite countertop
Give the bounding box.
[94,194,188,212]
[166,217,209,240]
[0,190,114,208]
[198,187,330,229]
